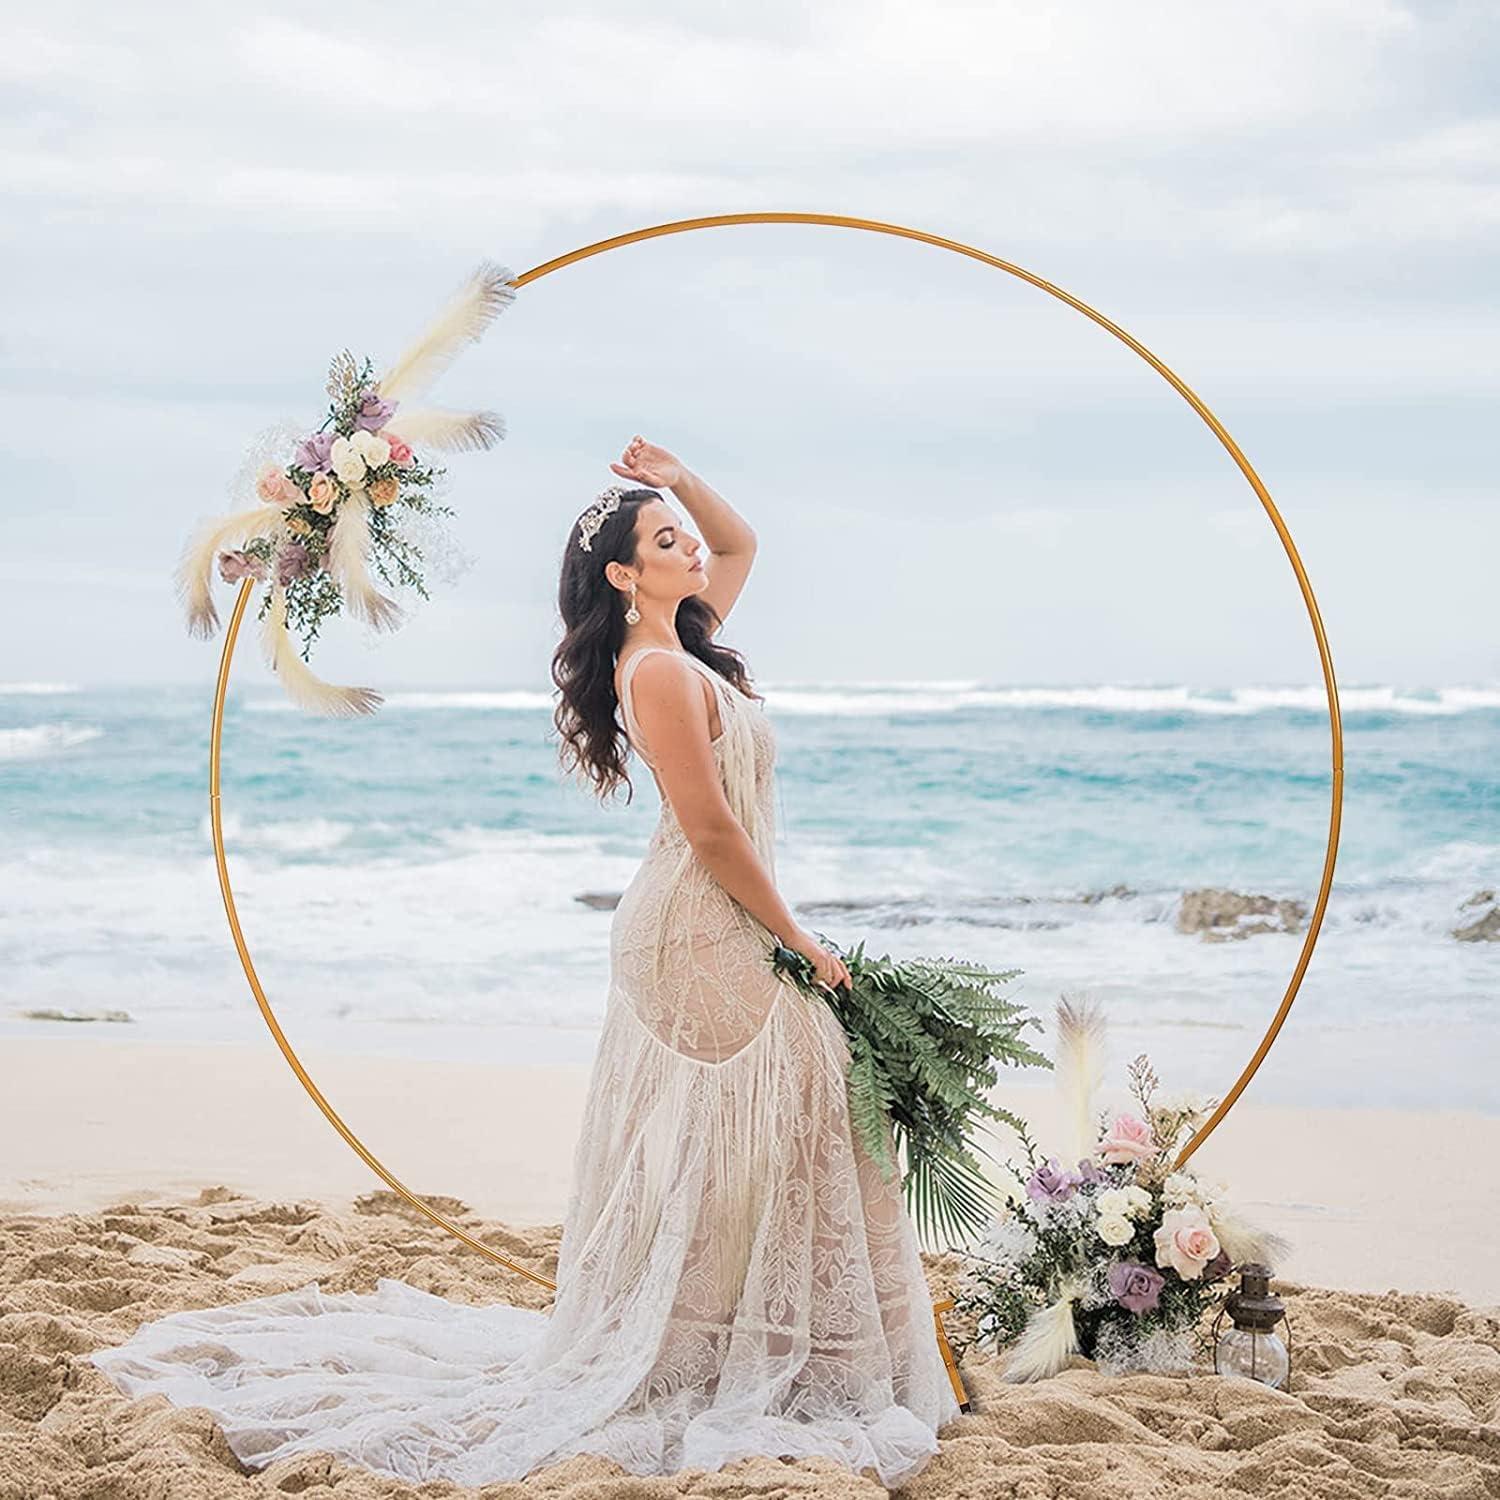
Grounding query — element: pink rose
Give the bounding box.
[255,464,298,507]
[1153,1205,1220,1280]
[382,431,414,467]
[1098,1112,1155,1165]
[307,472,339,515]
[217,549,268,584]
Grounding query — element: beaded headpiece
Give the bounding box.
[575,484,635,553]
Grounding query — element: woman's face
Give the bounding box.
[628,499,709,600]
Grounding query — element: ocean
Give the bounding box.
[3,677,1496,1112]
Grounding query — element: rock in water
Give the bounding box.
[1177,887,1308,941]
[1452,889,1499,942]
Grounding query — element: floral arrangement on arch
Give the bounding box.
[174,262,517,716]
[948,995,1292,1381]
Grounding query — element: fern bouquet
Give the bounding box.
[768,931,1052,1250]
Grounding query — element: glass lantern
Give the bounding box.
[1212,1262,1292,1389]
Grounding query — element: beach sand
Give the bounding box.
[3,1033,1498,1496]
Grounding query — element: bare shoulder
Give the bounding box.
[628,652,722,745]
[615,647,677,701]
[629,650,706,709]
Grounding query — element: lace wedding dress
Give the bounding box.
[87,646,961,1488]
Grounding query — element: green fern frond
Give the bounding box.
[768,934,1052,1249]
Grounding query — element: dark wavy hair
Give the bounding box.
[551,487,761,804]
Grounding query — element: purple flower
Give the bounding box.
[353,390,399,432]
[1076,1157,1101,1185]
[1108,1259,1166,1313]
[1202,1248,1234,1282]
[274,541,313,586]
[295,431,335,473]
[217,549,268,584]
[1026,1156,1083,1205]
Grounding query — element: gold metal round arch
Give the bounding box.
[208,211,1344,1295]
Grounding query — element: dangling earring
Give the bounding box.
[625,581,641,625]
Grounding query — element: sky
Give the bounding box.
[2,0,1496,690]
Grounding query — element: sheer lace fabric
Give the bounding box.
[86,647,960,1488]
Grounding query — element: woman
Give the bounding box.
[86,438,961,1488]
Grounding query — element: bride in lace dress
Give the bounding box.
[87,440,961,1488]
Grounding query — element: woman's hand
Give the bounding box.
[783,926,853,996]
[610,435,684,490]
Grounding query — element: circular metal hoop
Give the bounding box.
[209,212,1344,1286]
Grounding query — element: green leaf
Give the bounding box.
[766,935,1051,1252]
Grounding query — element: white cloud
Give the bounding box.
[2,0,1495,685]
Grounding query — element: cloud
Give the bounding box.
[2,0,1496,684]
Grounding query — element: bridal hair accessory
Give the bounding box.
[174,261,519,717]
[575,483,634,552]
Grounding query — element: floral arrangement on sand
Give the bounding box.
[173,262,517,716]
[769,934,1054,1249]
[947,995,1292,1380]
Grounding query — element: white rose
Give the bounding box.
[351,429,391,468]
[1124,1185,1153,1217]
[1153,1204,1220,1279]
[330,435,367,484]
[1095,1188,1131,1219]
[1097,1214,1135,1247]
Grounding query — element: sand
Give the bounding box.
[4,1033,1496,1306]
[3,1186,1498,1499]
[3,1033,1499,1496]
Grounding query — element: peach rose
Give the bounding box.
[256,464,297,507]
[368,476,400,508]
[285,514,312,537]
[382,431,414,467]
[307,472,339,515]
[1153,1205,1221,1280]
[1098,1112,1155,1165]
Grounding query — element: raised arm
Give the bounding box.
[666,469,756,635]
[610,437,757,636]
